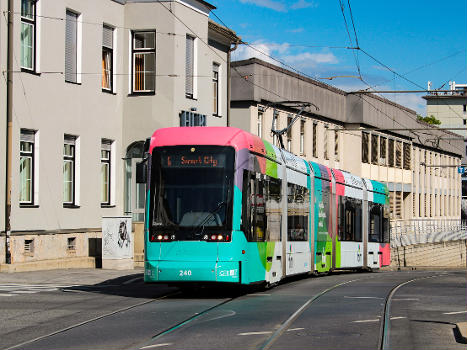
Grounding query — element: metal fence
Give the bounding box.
[391,219,467,247]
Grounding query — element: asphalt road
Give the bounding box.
[0,269,465,350]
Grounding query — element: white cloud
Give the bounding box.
[282,52,338,67]
[291,0,318,10]
[389,93,425,115]
[232,41,290,64]
[239,0,286,12]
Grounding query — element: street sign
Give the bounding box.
[458,166,465,174]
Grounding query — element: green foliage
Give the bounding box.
[417,114,441,125]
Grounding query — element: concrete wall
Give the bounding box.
[391,240,467,268]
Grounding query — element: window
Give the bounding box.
[102,25,114,91]
[287,183,309,241]
[403,143,411,170]
[371,134,378,164]
[287,115,292,152]
[21,0,36,71]
[272,110,279,146]
[300,120,305,155]
[65,10,79,83]
[257,111,263,138]
[312,123,317,158]
[185,35,195,98]
[334,130,339,160]
[338,196,362,242]
[20,129,35,205]
[63,135,76,205]
[212,63,219,115]
[132,31,156,93]
[388,139,394,167]
[362,132,369,163]
[379,137,387,166]
[67,237,76,251]
[324,125,329,160]
[395,141,402,168]
[24,239,34,254]
[241,170,282,242]
[101,139,112,205]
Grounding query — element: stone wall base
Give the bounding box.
[0,257,96,273]
[391,240,467,268]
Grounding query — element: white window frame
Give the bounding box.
[20,0,36,71]
[20,129,39,205]
[131,30,156,93]
[63,134,79,206]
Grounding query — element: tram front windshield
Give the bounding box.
[150,146,234,238]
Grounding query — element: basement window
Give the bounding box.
[67,237,76,251]
[24,239,34,254]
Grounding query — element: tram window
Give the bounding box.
[382,205,390,243]
[369,204,382,242]
[287,183,309,241]
[241,171,266,242]
[339,197,362,242]
[266,177,282,241]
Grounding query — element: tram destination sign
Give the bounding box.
[162,152,226,168]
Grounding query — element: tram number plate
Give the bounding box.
[179,270,192,277]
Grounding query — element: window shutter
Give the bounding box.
[103,26,113,49]
[64,134,76,145]
[185,36,194,95]
[20,129,35,142]
[65,11,78,83]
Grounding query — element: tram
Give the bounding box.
[139,127,390,286]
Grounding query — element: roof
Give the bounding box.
[208,20,240,43]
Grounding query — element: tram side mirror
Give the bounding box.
[136,161,147,184]
[143,137,151,155]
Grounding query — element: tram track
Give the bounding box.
[377,273,451,350]
[4,271,455,350]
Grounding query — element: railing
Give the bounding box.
[390,219,467,247]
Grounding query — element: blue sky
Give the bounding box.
[209,0,467,115]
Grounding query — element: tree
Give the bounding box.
[417,114,441,125]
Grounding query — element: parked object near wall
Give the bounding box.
[102,216,133,270]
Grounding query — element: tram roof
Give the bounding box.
[150,127,280,162]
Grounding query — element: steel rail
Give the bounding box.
[378,273,451,350]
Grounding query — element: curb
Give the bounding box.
[456,322,467,343]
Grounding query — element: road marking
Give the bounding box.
[392,298,419,301]
[344,296,383,299]
[0,293,14,297]
[352,319,380,323]
[238,331,273,336]
[443,311,467,315]
[10,291,38,294]
[287,328,305,332]
[140,343,173,349]
[123,277,142,285]
[390,317,406,320]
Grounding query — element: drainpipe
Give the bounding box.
[226,40,239,127]
[4,0,14,264]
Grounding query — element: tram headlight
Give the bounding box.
[157,235,163,241]
[217,235,223,241]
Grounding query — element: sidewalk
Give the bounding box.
[0,267,144,286]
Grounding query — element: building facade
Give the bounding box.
[424,81,467,221]
[0,0,238,270]
[231,58,464,232]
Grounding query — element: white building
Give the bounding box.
[231,58,463,230]
[0,0,238,270]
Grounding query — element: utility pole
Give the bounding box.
[4,0,14,264]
